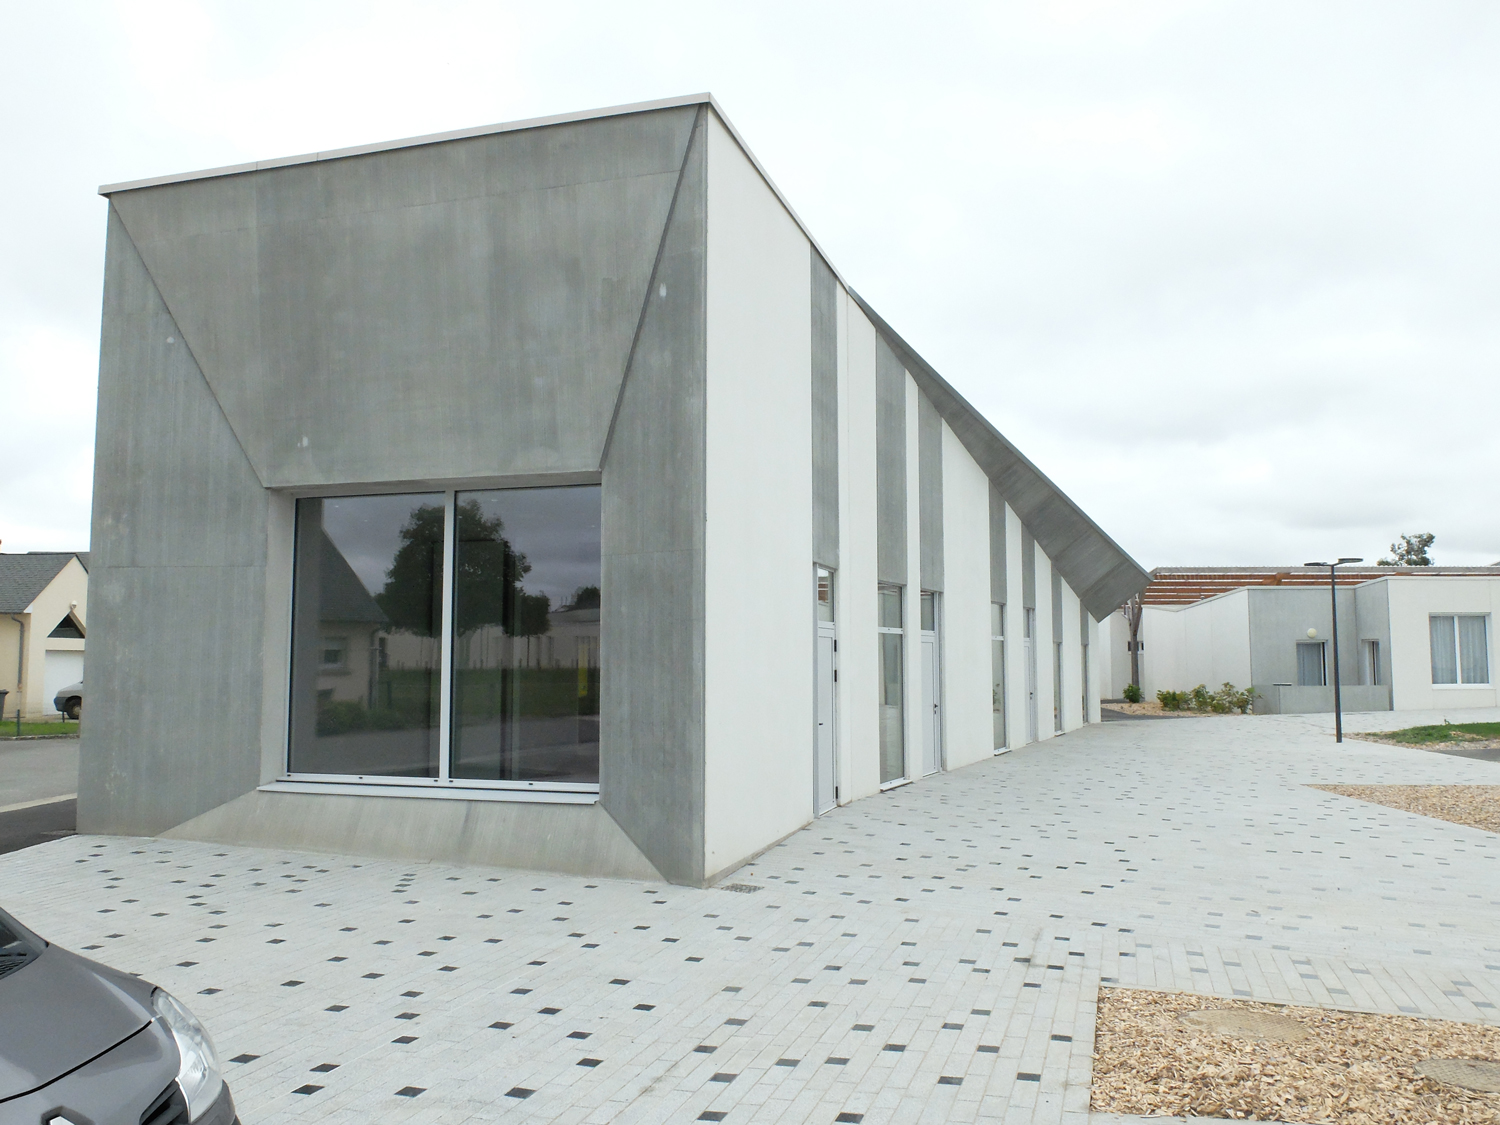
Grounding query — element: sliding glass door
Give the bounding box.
[288,484,601,792]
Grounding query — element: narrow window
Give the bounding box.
[990,603,1006,751]
[877,584,905,784]
[1296,641,1326,687]
[1363,639,1381,686]
[1432,614,1490,685]
[450,486,601,785]
[289,494,444,778]
[1458,616,1490,684]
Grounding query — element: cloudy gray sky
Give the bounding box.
[4,0,1497,568]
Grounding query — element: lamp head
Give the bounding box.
[1306,628,1318,639]
[1304,561,1328,568]
[1337,557,1363,565]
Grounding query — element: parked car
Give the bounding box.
[0,905,236,1123]
[53,681,82,721]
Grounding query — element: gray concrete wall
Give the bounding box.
[810,250,839,569]
[1354,581,1392,685]
[598,108,708,886]
[1021,526,1037,610]
[988,484,1006,605]
[79,209,270,835]
[165,790,664,881]
[1051,567,1064,644]
[89,105,715,885]
[918,392,944,591]
[1257,685,1392,715]
[109,107,699,489]
[1247,586,1361,710]
[875,337,907,585]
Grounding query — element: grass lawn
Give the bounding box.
[1376,721,1500,744]
[0,721,80,739]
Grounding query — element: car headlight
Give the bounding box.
[151,989,224,1120]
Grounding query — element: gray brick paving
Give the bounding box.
[3,708,1496,1122]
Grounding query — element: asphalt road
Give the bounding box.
[0,796,76,854]
[0,734,80,853]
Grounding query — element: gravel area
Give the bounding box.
[1310,784,1500,835]
[1103,701,1239,718]
[1092,987,1500,1123]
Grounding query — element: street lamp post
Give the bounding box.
[1304,557,1363,743]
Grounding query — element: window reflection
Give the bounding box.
[289,494,444,777]
[451,486,601,784]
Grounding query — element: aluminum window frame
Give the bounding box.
[1429,613,1491,687]
[280,485,602,800]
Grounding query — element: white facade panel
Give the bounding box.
[904,374,923,776]
[1003,503,1028,749]
[839,297,882,801]
[1035,544,1056,740]
[1059,580,1083,730]
[1385,576,1500,711]
[1140,590,1254,698]
[939,420,994,770]
[702,114,814,877]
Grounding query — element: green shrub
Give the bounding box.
[1157,689,1186,711]
[1212,682,1255,714]
[1188,684,1214,711]
[1122,683,1142,703]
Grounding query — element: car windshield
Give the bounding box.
[0,910,42,982]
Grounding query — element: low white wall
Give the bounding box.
[1141,589,1252,697]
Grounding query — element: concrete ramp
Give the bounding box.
[162,789,665,882]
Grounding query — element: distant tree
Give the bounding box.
[1377,532,1435,567]
[567,585,601,610]
[377,500,551,637]
[376,503,445,635]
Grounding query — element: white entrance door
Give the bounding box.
[920,592,941,776]
[815,622,837,814]
[1024,608,1038,743]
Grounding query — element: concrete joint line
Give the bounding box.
[597,104,706,473]
[110,209,268,489]
[0,792,76,815]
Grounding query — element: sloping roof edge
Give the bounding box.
[97,97,1148,618]
[848,294,1149,620]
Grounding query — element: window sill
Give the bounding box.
[1429,683,1493,689]
[879,777,912,792]
[262,780,598,805]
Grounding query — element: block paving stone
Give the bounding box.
[2,707,1497,1122]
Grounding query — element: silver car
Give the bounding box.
[52,682,82,722]
[0,906,237,1124]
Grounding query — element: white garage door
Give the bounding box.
[43,651,84,714]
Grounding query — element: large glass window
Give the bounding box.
[288,485,602,791]
[1431,615,1489,685]
[990,603,1006,751]
[289,494,444,777]
[878,584,905,785]
[451,488,601,785]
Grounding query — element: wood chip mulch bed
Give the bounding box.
[1092,987,1500,1123]
[1309,784,1500,835]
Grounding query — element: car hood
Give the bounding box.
[0,945,155,1099]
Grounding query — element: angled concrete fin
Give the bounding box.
[110,106,700,489]
[598,109,708,886]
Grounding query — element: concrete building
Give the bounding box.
[82,95,1148,886]
[0,552,88,720]
[1102,566,1500,714]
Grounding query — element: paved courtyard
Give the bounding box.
[4,709,1497,1124]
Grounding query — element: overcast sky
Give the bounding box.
[4,0,1498,568]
